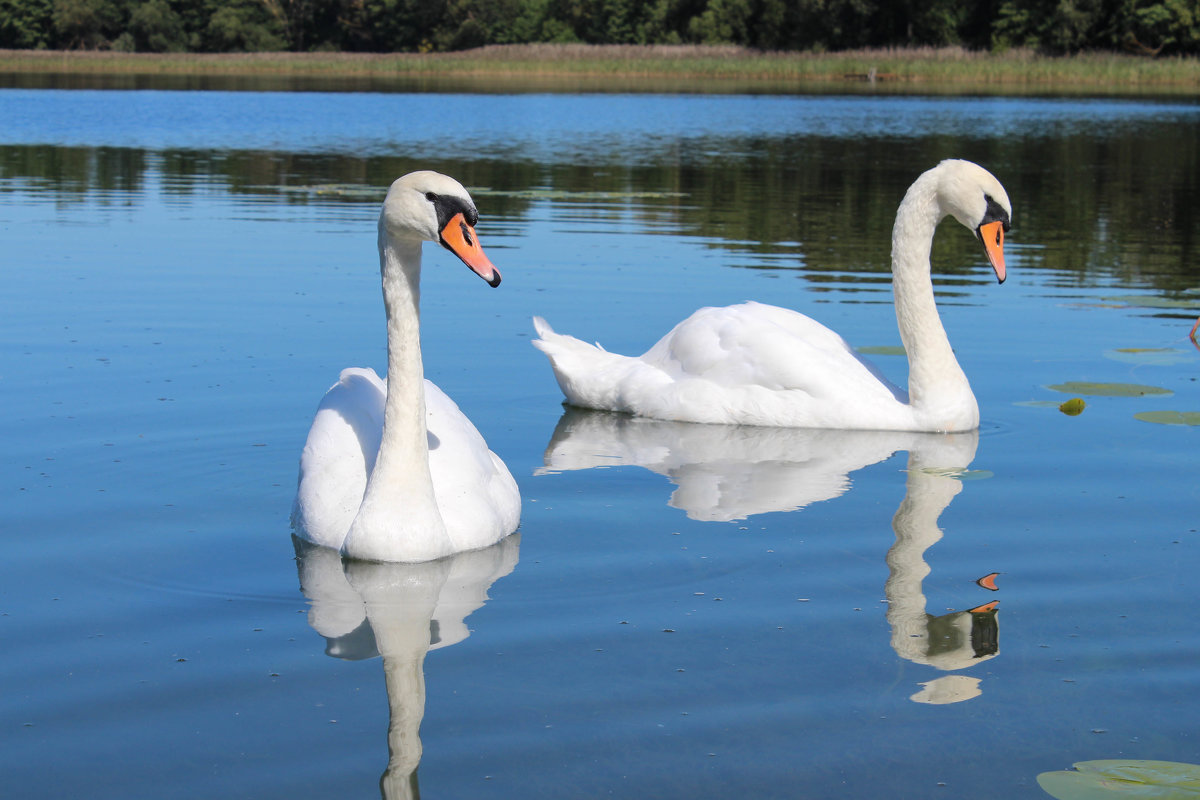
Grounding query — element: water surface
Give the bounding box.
[1,89,1199,799]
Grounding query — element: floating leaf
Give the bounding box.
[857,345,906,356]
[262,184,384,200]
[915,467,993,481]
[1101,295,1200,311]
[1059,398,1086,416]
[475,188,686,200]
[1135,411,1200,426]
[1047,382,1173,398]
[1105,348,1197,366]
[1037,759,1200,799]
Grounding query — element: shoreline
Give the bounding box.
[2,44,1199,94]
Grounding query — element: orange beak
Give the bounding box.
[977,220,1006,284]
[439,212,501,287]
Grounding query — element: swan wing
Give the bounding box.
[294,370,518,554]
[423,381,522,552]
[645,302,897,398]
[292,367,387,550]
[629,302,906,426]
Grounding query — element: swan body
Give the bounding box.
[292,171,520,563]
[533,159,1011,433]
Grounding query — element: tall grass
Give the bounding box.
[2,44,1198,90]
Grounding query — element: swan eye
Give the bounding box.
[425,192,437,202]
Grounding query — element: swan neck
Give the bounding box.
[344,233,451,560]
[891,178,974,427]
[376,237,431,483]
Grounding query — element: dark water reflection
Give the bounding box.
[3,91,1197,296]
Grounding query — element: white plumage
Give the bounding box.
[292,171,520,563]
[534,159,1012,433]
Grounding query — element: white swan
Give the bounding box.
[532,159,1011,432]
[292,171,520,563]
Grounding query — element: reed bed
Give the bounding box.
[2,44,1198,90]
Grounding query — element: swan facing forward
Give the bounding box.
[292,171,520,563]
[533,159,1011,432]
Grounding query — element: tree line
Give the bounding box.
[1,0,1197,56]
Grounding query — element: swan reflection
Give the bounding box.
[538,408,998,702]
[885,434,999,704]
[293,535,519,798]
[538,407,932,522]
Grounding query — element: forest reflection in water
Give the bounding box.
[2,91,1198,297]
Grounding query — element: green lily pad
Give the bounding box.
[1047,382,1173,398]
[1101,295,1200,311]
[916,467,994,480]
[1105,348,1197,366]
[857,345,906,356]
[1059,398,1086,416]
[1135,411,1200,426]
[1038,759,1200,799]
[474,188,686,200]
[262,184,384,200]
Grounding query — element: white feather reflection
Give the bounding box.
[538,408,929,522]
[885,433,999,704]
[537,408,998,703]
[293,535,519,799]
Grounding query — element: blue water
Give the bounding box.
[1,88,1199,799]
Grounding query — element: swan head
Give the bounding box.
[380,170,501,287]
[934,159,1012,284]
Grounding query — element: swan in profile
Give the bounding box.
[533,159,1011,432]
[292,171,520,563]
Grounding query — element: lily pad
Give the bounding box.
[1059,398,1086,416]
[1047,382,1173,398]
[916,467,993,481]
[474,188,686,200]
[1134,411,1200,426]
[261,184,384,200]
[1105,348,1197,366]
[1101,295,1200,311]
[1038,759,1200,799]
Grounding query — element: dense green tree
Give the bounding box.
[0,0,1197,54]
[0,0,53,47]
[202,0,286,50]
[52,0,123,48]
[1116,0,1199,53]
[129,0,188,51]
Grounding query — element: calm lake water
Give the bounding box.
[2,85,1199,799]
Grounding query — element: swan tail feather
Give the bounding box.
[531,316,642,411]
